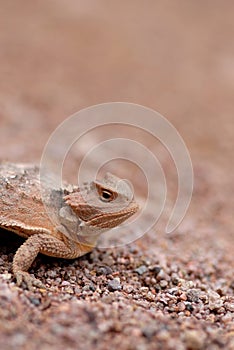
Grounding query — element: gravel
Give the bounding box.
[0,226,233,350]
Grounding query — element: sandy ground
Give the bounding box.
[0,1,233,349]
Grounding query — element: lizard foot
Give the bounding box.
[15,271,46,291]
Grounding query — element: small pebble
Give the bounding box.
[28,296,41,306]
[177,302,186,312]
[96,266,113,276]
[123,284,134,293]
[135,265,148,275]
[1,273,12,280]
[224,302,234,312]
[108,278,122,291]
[160,280,168,288]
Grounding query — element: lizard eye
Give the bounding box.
[100,189,115,202]
[96,184,117,202]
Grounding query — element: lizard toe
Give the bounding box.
[15,271,46,291]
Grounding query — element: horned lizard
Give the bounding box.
[0,162,139,290]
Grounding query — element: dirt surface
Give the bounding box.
[0,1,234,349]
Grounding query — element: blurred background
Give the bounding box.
[0,1,233,235]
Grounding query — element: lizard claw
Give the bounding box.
[15,271,46,291]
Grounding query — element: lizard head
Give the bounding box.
[64,173,139,231]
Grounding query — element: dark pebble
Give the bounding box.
[149,265,161,275]
[135,265,148,275]
[185,303,194,312]
[96,266,113,276]
[28,296,41,306]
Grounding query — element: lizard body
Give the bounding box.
[0,162,138,289]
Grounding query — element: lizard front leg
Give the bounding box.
[12,233,87,290]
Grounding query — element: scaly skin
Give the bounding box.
[0,162,139,290]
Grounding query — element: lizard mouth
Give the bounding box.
[86,201,139,229]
